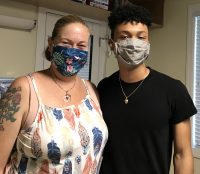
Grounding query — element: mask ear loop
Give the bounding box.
[50,44,55,62]
[109,38,120,56]
[47,36,55,61]
[108,38,117,55]
[107,41,112,57]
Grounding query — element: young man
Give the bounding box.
[98,4,197,174]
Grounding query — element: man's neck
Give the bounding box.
[119,63,150,83]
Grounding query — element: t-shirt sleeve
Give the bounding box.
[170,80,197,124]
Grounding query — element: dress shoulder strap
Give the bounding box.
[21,74,40,130]
[81,79,101,112]
[28,74,42,104]
[82,79,90,95]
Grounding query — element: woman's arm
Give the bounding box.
[0,77,30,173]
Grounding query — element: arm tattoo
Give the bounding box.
[0,86,22,131]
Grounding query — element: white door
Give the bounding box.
[35,8,109,85]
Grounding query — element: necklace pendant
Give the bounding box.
[64,93,71,102]
[124,98,128,104]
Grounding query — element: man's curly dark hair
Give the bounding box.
[108,4,152,38]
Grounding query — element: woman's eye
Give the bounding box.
[78,45,87,49]
[62,42,70,45]
[60,42,72,48]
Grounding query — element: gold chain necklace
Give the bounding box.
[119,76,145,104]
[50,69,76,102]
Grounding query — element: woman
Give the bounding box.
[0,14,108,174]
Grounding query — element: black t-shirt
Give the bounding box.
[97,68,197,174]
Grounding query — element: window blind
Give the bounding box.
[193,16,200,147]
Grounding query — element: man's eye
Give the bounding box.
[120,36,128,39]
[138,36,146,40]
[138,37,144,40]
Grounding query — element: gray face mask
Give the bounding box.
[113,38,150,67]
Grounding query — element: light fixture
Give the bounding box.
[0,14,36,31]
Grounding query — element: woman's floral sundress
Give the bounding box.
[5,76,108,174]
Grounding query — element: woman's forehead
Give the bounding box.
[56,23,90,40]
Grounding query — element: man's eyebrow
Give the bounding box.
[118,30,147,35]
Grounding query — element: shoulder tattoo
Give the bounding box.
[0,86,22,131]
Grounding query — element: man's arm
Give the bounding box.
[173,118,194,174]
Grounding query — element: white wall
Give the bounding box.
[0,0,37,78]
[147,0,190,83]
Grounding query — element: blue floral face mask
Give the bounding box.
[52,45,88,77]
